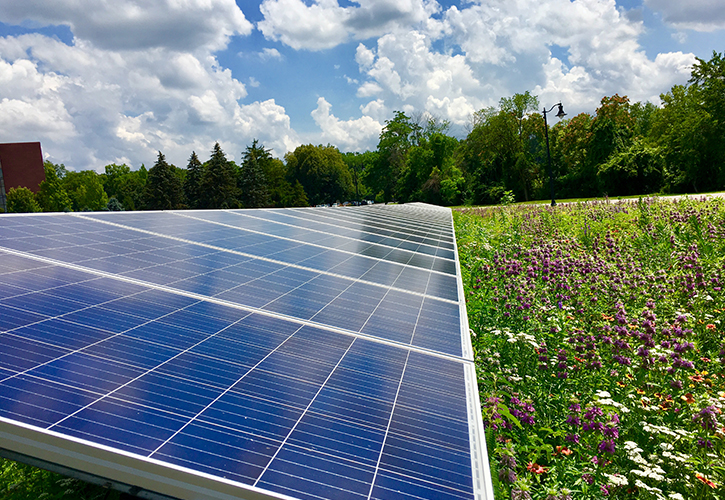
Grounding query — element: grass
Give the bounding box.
[0,458,120,500]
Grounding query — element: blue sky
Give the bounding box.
[0,0,723,171]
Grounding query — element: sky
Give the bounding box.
[0,0,724,172]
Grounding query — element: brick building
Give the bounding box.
[0,142,46,212]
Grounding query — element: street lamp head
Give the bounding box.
[555,103,567,119]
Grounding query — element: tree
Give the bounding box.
[37,161,72,212]
[284,180,309,207]
[143,151,185,210]
[7,187,41,213]
[239,140,270,208]
[183,152,204,209]
[285,144,352,206]
[651,84,714,192]
[199,143,238,209]
[105,197,124,211]
[365,111,421,202]
[64,170,109,211]
[597,139,665,196]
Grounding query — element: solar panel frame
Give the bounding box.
[0,204,493,500]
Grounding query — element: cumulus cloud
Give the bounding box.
[0,0,252,51]
[258,0,437,50]
[349,0,696,126]
[311,97,382,151]
[0,1,300,170]
[645,0,725,31]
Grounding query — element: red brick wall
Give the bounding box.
[0,142,46,193]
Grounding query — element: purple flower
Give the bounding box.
[603,426,619,439]
[584,406,603,420]
[565,415,581,426]
[697,439,713,449]
[569,403,581,413]
[565,433,580,444]
[693,406,719,431]
[582,473,594,485]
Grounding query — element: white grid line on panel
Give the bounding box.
[0,245,471,365]
[70,213,458,303]
[211,209,455,261]
[252,338,357,486]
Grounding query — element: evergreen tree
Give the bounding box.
[143,151,185,210]
[199,143,238,209]
[183,151,204,209]
[239,140,270,208]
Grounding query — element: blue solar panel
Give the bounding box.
[0,204,492,500]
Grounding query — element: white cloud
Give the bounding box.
[258,0,436,50]
[0,0,252,51]
[348,0,697,127]
[645,0,725,31]
[259,47,283,60]
[311,97,382,152]
[0,12,296,171]
[360,99,388,123]
[355,29,482,125]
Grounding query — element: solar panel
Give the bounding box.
[0,203,493,500]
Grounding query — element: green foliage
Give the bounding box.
[1,458,119,500]
[597,140,665,196]
[102,163,146,211]
[63,170,108,211]
[183,152,204,209]
[105,197,124,211]
[284,180,309,207]
[6,187,41,213]
[365,111,420,202]
[199,143,238,209]
[285,144,352,206]
[37,162,72,212]
[239,140,271,208]
[343,151,376,203]
[143,151,185,210]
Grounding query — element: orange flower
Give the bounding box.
[527,462,547,474]
[696,473,718,489]
[681,393,696,404]
[616,381,626,387]
[688,375,705,383]
[556,446,573,456]
[706,324,716,330]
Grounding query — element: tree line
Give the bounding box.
[4,51,724,213]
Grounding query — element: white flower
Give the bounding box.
[605,473,628,487]
[596,390,612,399]
[668,494,684,500]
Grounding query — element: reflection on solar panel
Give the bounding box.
[0,203,492,500]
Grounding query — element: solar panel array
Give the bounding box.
[0,204,492,500]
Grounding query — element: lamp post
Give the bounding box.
[543,102,566,206]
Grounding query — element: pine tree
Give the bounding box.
[239,140,270,208]
[143,151,184,210]
[199,143,238,209]
[183,151,203,209]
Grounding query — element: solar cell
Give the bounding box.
[0,204,492,500]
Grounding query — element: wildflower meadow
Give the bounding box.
[454,197,725,500]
